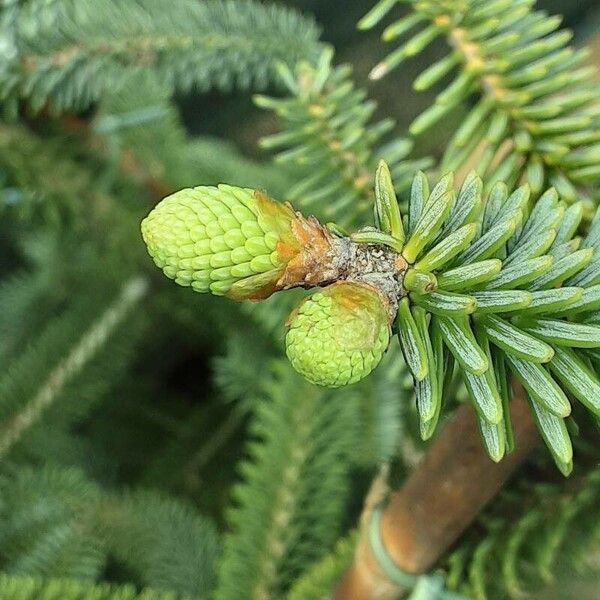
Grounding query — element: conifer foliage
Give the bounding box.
[0,1,599,599]
[0,0,322,113]
[361,0,600,210]
[142,166,600,474]
[255,49,433,227]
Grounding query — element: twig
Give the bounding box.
[0,277,148,460]
[333,391,538,600]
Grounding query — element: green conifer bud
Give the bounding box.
[141,185,302,299]
[285,282,391,387]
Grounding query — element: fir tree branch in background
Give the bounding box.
[0,124,99,224]
[361,0,600,211]
[0,466,105,579]
[98,490,220,597]
[0,465,221,597]
[0,229,135,365]
[215,362,362,600]
[0,276,148,460]
[0,575,191,600]
[286,532,358,600]
[93,71,291,197]
[30,69,292,219]
[445,458,600,599]
[0,0,322,114]
[256,48,433,229]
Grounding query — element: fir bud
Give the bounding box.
[141,185,303,299]
[285,282,391,387]
[142,184,356,300]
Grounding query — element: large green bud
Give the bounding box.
[285,282,391,387]
[141,185,305,299]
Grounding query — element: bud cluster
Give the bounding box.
[141,164,600,471]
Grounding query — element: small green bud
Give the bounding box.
[285,282,391,387]
[403,268,438,294]
[141,185,300,299]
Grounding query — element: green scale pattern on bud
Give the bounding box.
[141,185,295,297]
[285,282,391,387]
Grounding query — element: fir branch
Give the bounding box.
[0,574,191,599]
[14,305,149,470]
[0,123,97,223]
[213,331,277,411]
[215,362,361,599]
[0,276,148,459]
[445,463,600,599]
[285,532,358,600]
[0,0,322,114]
[387,170,600,472]
[362,0,600,210]
[142,162,600,471]
[99,489,220,597]
[255,48,433,228]
[95,71,290,197]
[0,269,49,362]
[0,466,104,579]
[0,464,220,595]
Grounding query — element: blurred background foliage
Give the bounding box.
[0,1,598,599]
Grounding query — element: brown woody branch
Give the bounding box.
[333,391,538,600]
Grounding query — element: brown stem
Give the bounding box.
[333,391,538,600]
